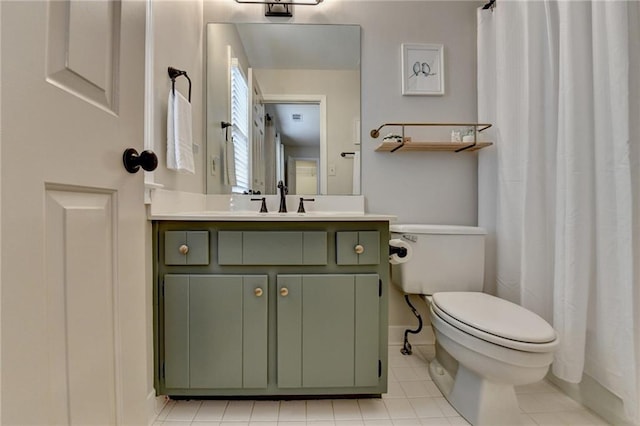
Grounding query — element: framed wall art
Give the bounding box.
[401,43,445,96]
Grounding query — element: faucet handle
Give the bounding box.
[251,197,268,213]
[277,180,288,194]
[297,198,315,213]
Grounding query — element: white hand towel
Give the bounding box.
[224,137,237,187]
[352,151,361,195]
[167,89,195,174]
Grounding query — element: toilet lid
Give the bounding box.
[431,292,557,344]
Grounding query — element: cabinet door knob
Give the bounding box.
[280,287,289,297]
[179,244,189,255]
[254,288,263,297]
[354,244,365,254]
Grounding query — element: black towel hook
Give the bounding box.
[168,66,191,102]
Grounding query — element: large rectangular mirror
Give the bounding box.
[206,23,361,195]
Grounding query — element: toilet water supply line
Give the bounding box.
[401,295,423,356]
[388,239,422,356]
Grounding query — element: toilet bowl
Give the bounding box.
[427,292,558,425]
[390,224,559,425]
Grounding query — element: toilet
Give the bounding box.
[390,224,559,426]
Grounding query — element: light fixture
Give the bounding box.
[235,0,324,17]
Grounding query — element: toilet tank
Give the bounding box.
[390,224,487,295]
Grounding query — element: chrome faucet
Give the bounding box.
[277,180,288,213]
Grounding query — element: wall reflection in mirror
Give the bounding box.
[206,23,361,195]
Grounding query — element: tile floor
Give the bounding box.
[153,345,609,425]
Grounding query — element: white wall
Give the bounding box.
[150,0,205,194]
[147,0,205,418]
[199,0,482,334]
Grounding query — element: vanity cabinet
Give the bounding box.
[153,220,389,397]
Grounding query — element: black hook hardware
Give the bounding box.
[221,121,232,141]
[123,148,158,173]
[482,0,496,10]
[168,66,191,102]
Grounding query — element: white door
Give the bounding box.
[1,1,149,424]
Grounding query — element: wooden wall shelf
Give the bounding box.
[370,122,493,153]
[375,141,493,153]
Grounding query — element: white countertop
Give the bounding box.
[148,189,396,222]
[149,211,395,222]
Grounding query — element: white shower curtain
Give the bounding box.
[478,1,640,423]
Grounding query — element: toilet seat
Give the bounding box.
[431,292,558,353]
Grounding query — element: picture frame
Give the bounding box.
[401,43,445,96]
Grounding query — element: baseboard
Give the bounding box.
[147,390,169,425]
[547,372,632,425]
[388,325,435,346]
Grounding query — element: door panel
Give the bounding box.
[46,0,119,110]
[45,188,118,425]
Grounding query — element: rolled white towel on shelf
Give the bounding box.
[389,238,412,264]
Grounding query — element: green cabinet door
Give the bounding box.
[218,231,327,265]
[276,274,380,389]
[165,231,209,265]
[163,275,268,390]
[336,231,380,265]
